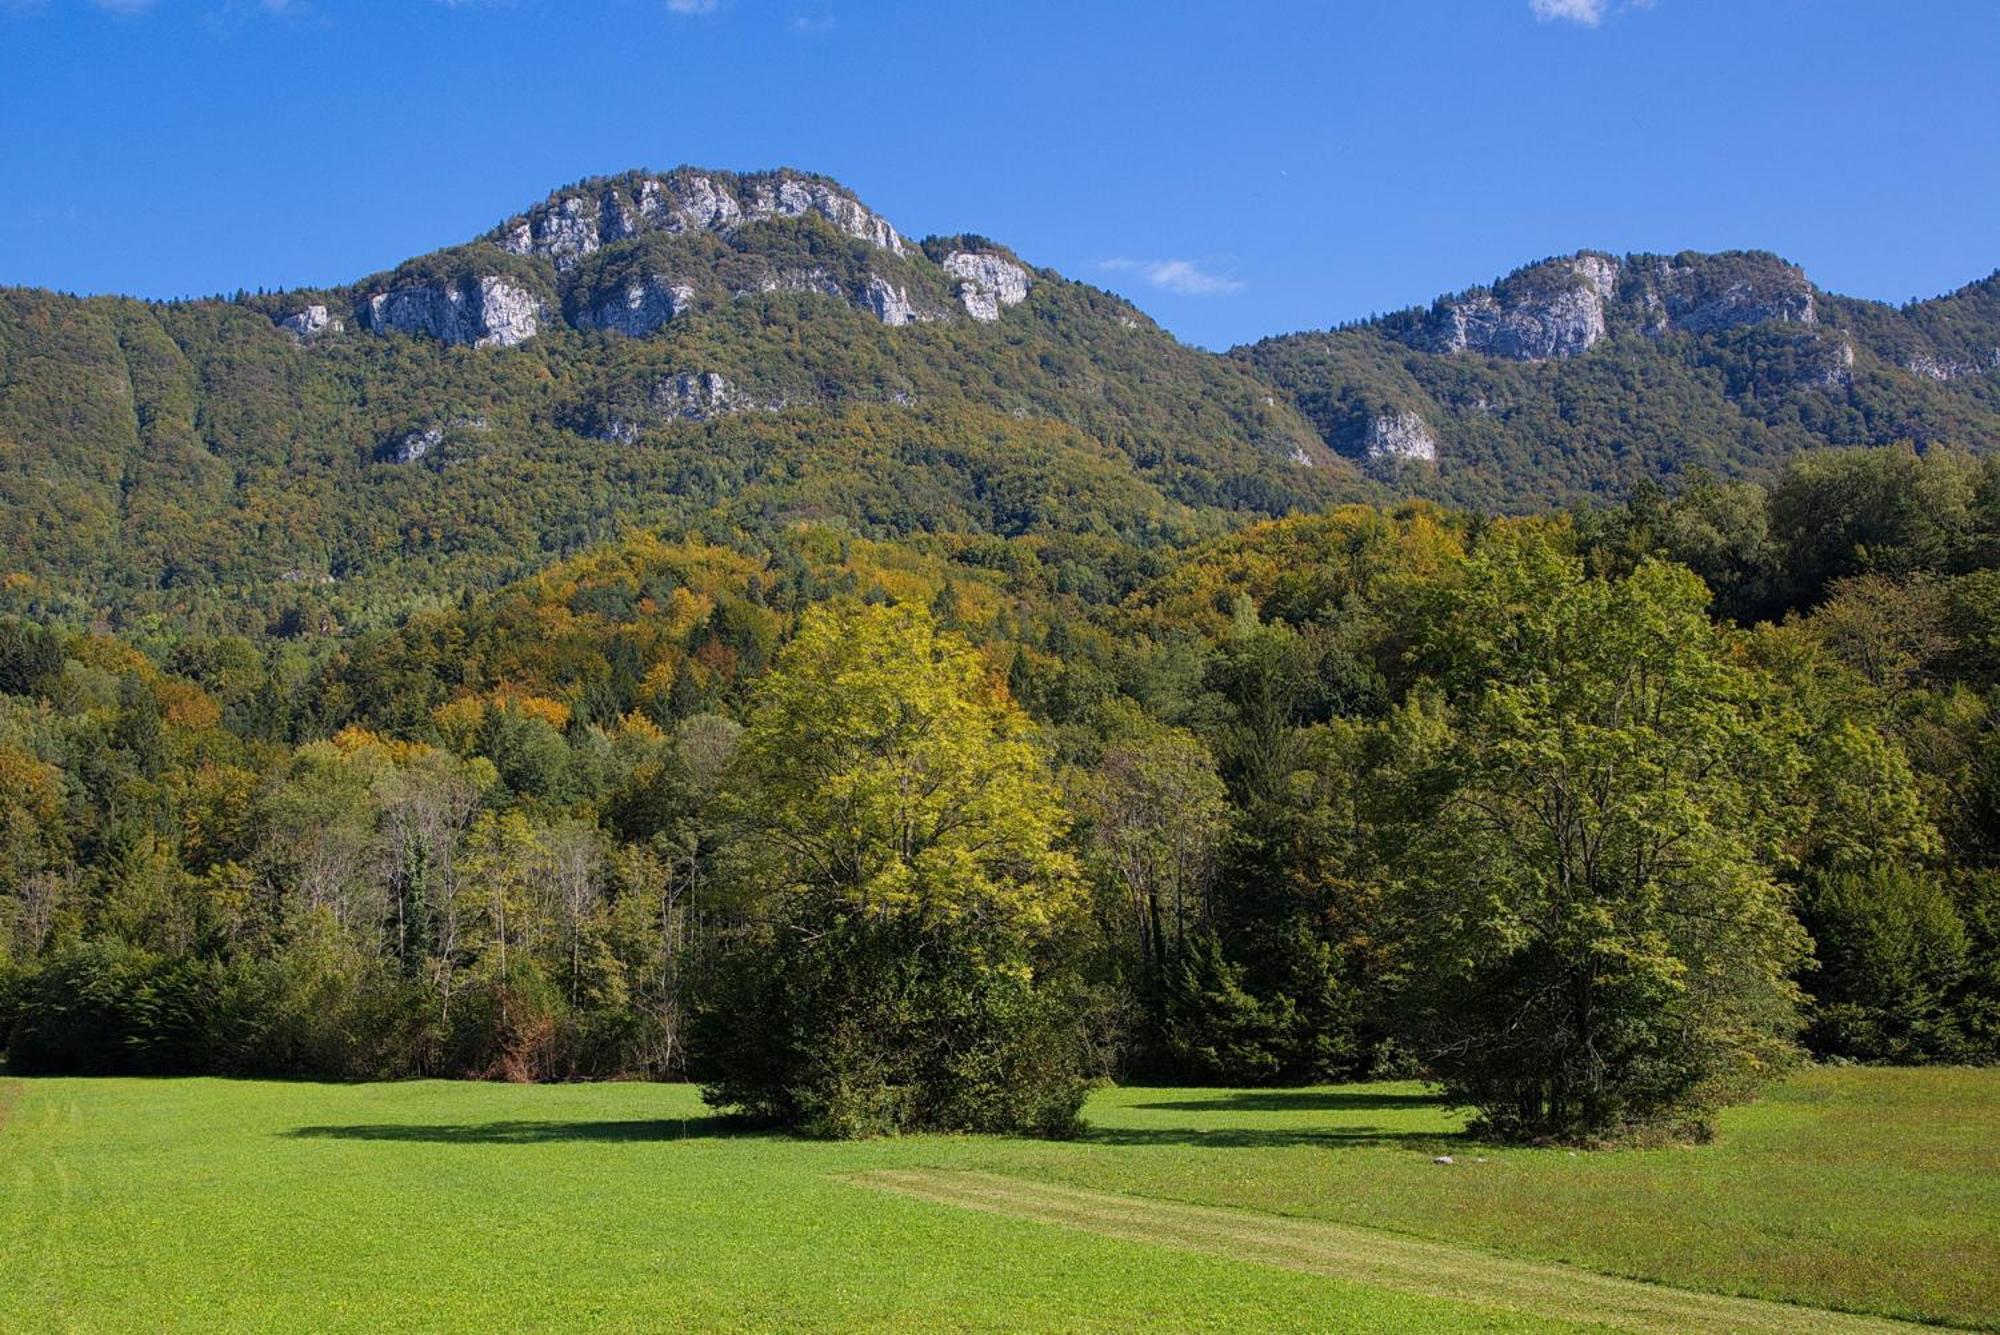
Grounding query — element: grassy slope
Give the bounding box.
[0,1070,1991,1331]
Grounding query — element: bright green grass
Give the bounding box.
[0,1069,1991,1332]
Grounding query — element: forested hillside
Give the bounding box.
[4,445,1997,1141]
[6,168,1996,642]
[1245,253,2000,509]
[0,168,1353,637]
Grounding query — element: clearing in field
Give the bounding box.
[1,1069,1994,1331]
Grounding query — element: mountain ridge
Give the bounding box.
[1,163,1995,631]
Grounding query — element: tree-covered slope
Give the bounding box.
[1242,251,2000,510]
[0,167,1354,634]
[5,169,1998,632]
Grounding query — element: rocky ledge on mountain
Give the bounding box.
[363,276,542,348]
[496,169,905,272]
[862,274,926,327]
[1631,254,1817,335]
[1790,332,1856,389]
[942,251,1032,322]
[1407,255,1620,360]
[575,275,697,337]
[1905,349,2000,382]
[1363,410,1438,463]
[277,303,342,342]
[594,372,762,442]
[1397,251,1820,362]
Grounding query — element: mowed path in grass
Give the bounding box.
[1,1070,1995,1331]
[853,1169,1914,1335]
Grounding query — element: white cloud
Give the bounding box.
[1099,258,1244,297]
[92,0,157,12]
[665,0,717,12]
[790,12,833,34]
[1529,0,1606,25]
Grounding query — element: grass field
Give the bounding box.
[1,1068,1993,1331]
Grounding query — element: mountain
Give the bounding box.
[1,165,1995,634]
[1243,251,2000,509]
[0,167,1351,633]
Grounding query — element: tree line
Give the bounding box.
[2,445,1997,1144]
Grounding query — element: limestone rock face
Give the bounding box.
[498,169,903,271]
[942,251,1032,322]
[743,176,904,253]
[278,304,341,342]
[1904,350,1998,382]
[1401,252,1826,362]
[862,274,922,327]
[1363,410,1438,463]
[597,371,758,442]
[756,267,847,301]
[1797,333,1856,389]
[1646,256,1817,334]
[364,276,542,348]
[577,276,696,337]
[1418,255,1617,360]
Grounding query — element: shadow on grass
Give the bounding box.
[1128,1090,1446,1115]
[1084,1124,1462,1150]
[284,1115,759,1145]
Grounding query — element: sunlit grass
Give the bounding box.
[1,1068,1991,1331]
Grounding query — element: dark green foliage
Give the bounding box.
[1803,865,1974,1063]
[692,914,1086,1139]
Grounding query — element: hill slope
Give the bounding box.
[1242,251,2000,509]
[0,167,1352,632]
[2,168,1996,630]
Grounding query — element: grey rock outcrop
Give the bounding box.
[1401,252,1826,362]
[1796,333,1855,389]
[862,274,923,327]
[577,276,696,337]
[1904,350,1997,382]
[596,372,759,442]
[1642,256,1816,334]
[651,371,748,421]
[1416,255,1617,360]
[1363,410,1438,463]
[364,276,542,348]
[755,267,846,300]
[498,169,903,271]
[743,176,904,253]
[376,426,444,465]
[942,251,1032,322]
[278,303,341,342]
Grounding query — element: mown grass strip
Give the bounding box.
[0,1081,21,1134]
[851,1169,1924,1335]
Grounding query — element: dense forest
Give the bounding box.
[3,168,1998,1144]
[4,445,1997,1143]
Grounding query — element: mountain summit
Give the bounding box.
[0,164,1994,628]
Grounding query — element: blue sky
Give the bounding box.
[1,0,1995,349]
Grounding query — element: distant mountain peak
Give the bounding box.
[489,166,906,272]
[1384,249,1818,363]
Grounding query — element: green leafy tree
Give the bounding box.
[1385,538,1810,1143]
[693,602,1086,1137]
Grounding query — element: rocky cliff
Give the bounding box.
[327,169,1019,348]
[495,169,905,271]
[1244,247,1998,504]
[363,275,544,348]
[1390,251,1820,362]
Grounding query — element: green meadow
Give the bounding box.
[2,1068,1993,1333]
